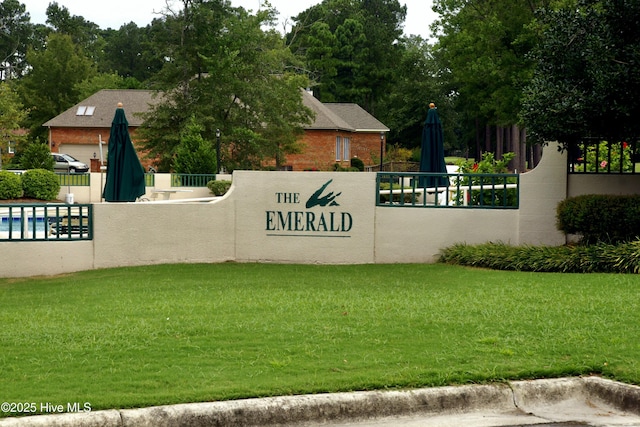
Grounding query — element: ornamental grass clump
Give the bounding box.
[439,240,640,273]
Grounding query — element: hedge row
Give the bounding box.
[557,194,640,244]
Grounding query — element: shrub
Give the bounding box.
[22,169,60,200]
[173,116,217,174]
[581,140,633,172]
[0,171,23,200]
[385,144,413,162]
[557,194,640,244]
[439,240,640,273]
[350,157,364,171]
[333,163,360,172]
[453,152,518,207]
[207,180,232,196]
[20,142,55,170]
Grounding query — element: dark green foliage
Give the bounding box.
[172,116,216,174]
[332,163,360,172]
[433,0,540,152]
[522,0,640,144]
[20,142,55,170]
[557,195,640,244]
[21,169,60,200]
[350,157,364,171]
[0,171,23,199]
[439,241,640,274]
[289,0,406,115]
[18,34,96,141]
[207,180,231,196]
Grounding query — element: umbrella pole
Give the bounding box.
[99,134,105,202]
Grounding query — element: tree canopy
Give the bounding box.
[521,0,640,145]
[18,33,95,140]
[137,0,314,171]
[3,0,638,172]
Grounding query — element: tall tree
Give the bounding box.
[17,33,95,140]
[45,2,104,62]
[0,0,34,79]
[139,0,312,171]
[0,81,27,157]
[100,22,162,82]
[432,0,547,165]
[521,0,640,145]
[288,0,406,114]
[378,36,457,150]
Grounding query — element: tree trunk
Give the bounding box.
[485,125,492,153]
[475,118,481,160]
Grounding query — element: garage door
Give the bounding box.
[58,144,107,166]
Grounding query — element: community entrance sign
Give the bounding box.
[266,180,353,237]
[233,171,376,264]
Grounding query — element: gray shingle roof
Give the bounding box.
[44,88,389,134]
[43,89,159,128]
[324,103,389,132]
[301,90,389,132]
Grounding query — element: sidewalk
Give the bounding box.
[1,376,640,426]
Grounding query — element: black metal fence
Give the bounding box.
[568,138,639,174]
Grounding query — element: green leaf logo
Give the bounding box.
[305,180,342,208]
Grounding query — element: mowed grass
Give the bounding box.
[1,263,640,414]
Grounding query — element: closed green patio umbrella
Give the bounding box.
[102,103,146,202]
[419,103,448,188]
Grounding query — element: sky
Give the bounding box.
[20,0,437,40]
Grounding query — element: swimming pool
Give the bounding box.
[0,217,47,233]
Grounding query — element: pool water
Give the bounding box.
[0,217,47,233]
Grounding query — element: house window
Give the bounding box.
[8,140,16,154]
[343,137,350,161]
[336,136,342,161]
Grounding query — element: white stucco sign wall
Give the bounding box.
[233,171,376,264]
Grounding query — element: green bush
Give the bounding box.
[173,116,216,174]
[350,157,364,171]
[0,171,23,200]
[20,142,55,170]
[207,180,232,196]
[22,169,60,200]
[454,152,518,207]
[439,240,640,273]
[333,163,360,172]
[557,194,640,244]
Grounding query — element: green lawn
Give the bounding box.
[1,263,639,415]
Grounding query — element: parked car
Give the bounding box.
[51,153,89,173]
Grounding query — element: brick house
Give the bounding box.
[284,90,390,171]
[43,89,389,172]
[43,89,157,171]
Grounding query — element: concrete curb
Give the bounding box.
[1,376,639,426]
